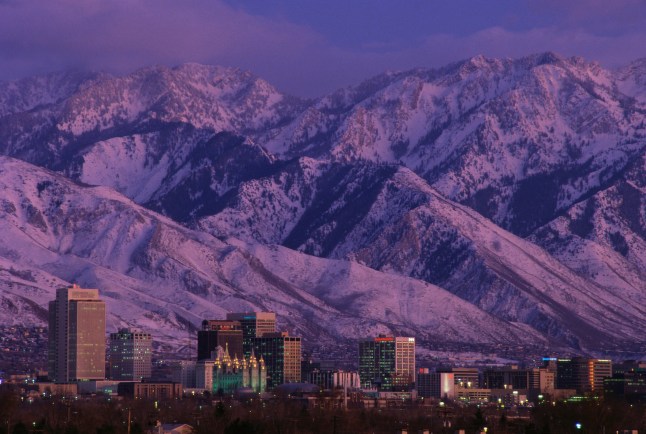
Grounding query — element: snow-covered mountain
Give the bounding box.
[0,64,304,170]
[266,53,646,236]
[0,156,551,355]
[529,148,646,303]
[0,53,645,358]
[198,159,646,350]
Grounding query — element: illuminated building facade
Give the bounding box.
[226,312,276,357]
[109,328,152,381]
[48,285,106,383]
[359,336,415,391]
[250,332,301,389]
[212,344,267,394]
[556,357,612,394]
[417,368,455,399]
[197,320,243,361]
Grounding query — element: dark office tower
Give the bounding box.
[48,285,106,383]
[417,368,455,399]
[556,357,612,394]
[109,328,152,381]
[482,367,532,390]
[197,320,243,361]
[226,312,276,357]
[358,336,415,391]
[250,332,301,389]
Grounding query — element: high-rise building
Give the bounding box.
[197,320,243,361]
[556,357,612,394]
[358,336,415,391]
[603,364,646,402]
[250,331,301,389]
[109,328,152,381]
[226,312,276,357]
[48,285,106,383]
[395,337,416,389]
[447,367,480,388]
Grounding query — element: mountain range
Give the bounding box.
[0,52,644,361]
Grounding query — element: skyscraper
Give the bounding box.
[359,336,415,391]
[109,328,152,381]
[197,320,243,361]
[250,331,301,389]
[48,284,106,383]
[226,312,276,357]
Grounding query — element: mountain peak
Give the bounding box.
[523,51,565,67]
[1,54,645,357]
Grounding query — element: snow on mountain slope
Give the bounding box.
[0,71,99,117]
[265,53,646,236]
[530,148,646,303]
[0,64,305,170]
[54,64,300,136]
[72,124,212,203]
[1,55,645,357]
[2,55,643,239]
[199,160,646,350]
[617,58,646,106]
[235,239,544,345]
[0,156,548,353]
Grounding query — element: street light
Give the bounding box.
[575,422,582,430]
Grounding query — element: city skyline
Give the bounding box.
[0,47,644,375]
[0,2,643,430]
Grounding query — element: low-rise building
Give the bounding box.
[417,369,455,399]
[118,382,182,399]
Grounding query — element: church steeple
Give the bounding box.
[223,342,232,367]
[233,354,240,369]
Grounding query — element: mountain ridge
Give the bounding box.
[0,52,644,358]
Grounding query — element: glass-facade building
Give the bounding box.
[250,332,300,389]
[359,336,415,391]
[109,328,152,381]
[556,357,612,394]
[226,312,276,357]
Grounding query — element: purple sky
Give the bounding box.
[1,0,645,97]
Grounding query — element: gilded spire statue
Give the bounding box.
[223,342,232,367]
[233,354,240,369]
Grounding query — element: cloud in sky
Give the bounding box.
[0,0,645,97]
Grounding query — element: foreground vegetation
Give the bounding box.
[1,385,644,434]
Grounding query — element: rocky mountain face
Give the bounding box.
[0,53,645,358]
[199,159,645,351]
[266,53,646,235]
[529,149,646,301]
[0,64,304,171]
[0,156,549,356]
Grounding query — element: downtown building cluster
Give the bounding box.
[416,358,618,405]
[40,285,413,400]
[36,285,646,406]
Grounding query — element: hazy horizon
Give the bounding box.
[1,0,645,97]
